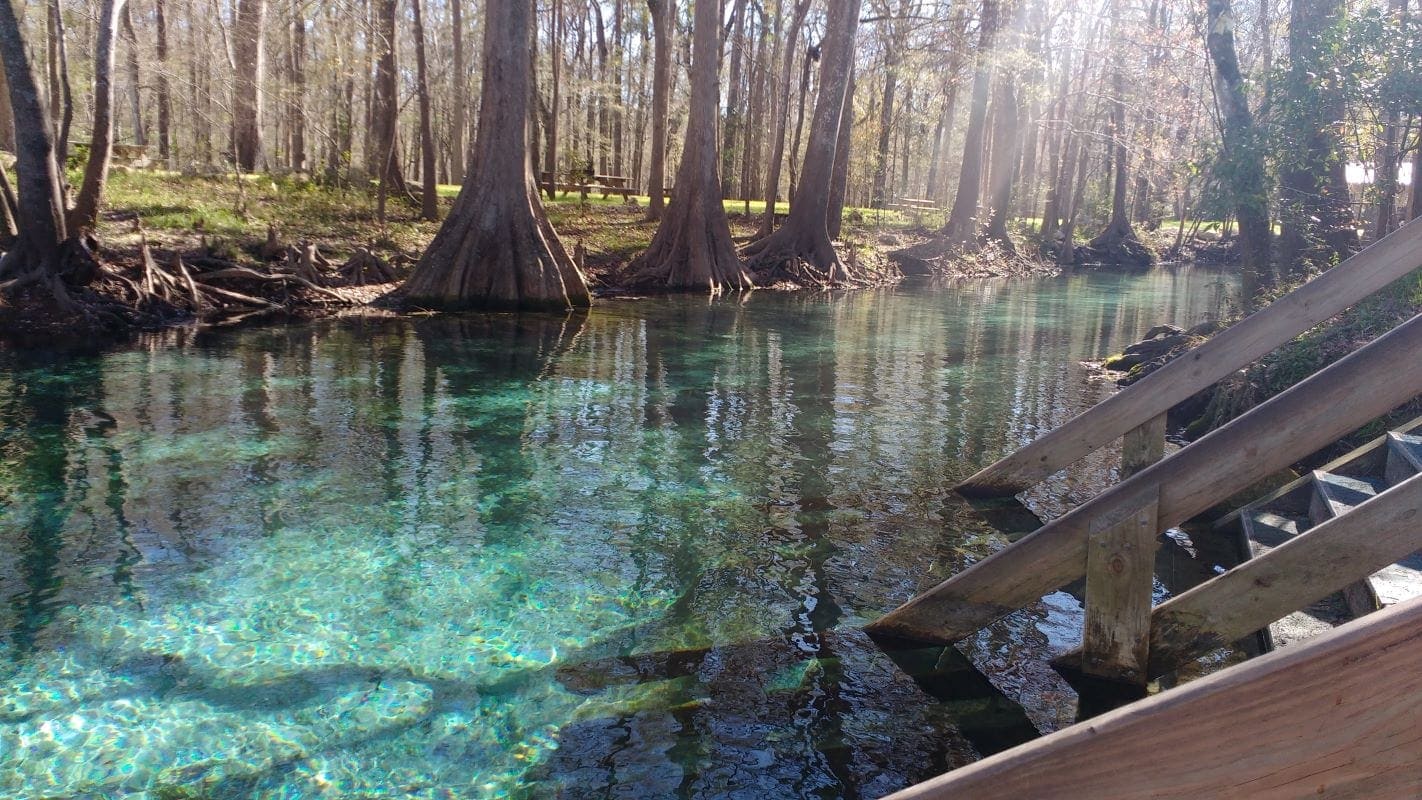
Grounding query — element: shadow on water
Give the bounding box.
[0,269,1238,798]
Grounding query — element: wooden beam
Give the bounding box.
[884,596,1422,800]
[866,313,1422,645]
[1120,413,1166,480]
[957,219,1422,497]
[1212,412,1422,530]
[1080,491,1159,684]
[1145,470,1422,677]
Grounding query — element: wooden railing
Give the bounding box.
[884,594,1422,800]
[957,218,1422,497]
[867,310,1422,680]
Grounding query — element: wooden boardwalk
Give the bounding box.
[872,219,1422,795]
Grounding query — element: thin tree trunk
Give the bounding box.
[155,0,172,164]
[47,0,73,173]
[411,0,438,219]
[1207,0,1270,305]
[0,0,70,280]
[450,0,467,179]
[758,0,811,237]
[544,0,561,197]
[1372,0,1407,239]
[942,0,1000,241]
[288,2,307,171]
[232,0,266,171]
[645,0,672,220]
[69,0,126,233]
[402,0,590,310]
[787,41,815,202]
[721,0,748,197]
[120,4,145,148]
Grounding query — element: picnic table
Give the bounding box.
[539,172,637,199]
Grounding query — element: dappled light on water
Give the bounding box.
[0,269,1233,798]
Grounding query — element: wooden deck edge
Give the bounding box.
[882,596,1422,800]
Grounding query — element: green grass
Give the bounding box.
[97,170,965,275]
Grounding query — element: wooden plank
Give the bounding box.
[1080,492,1159,684]
[956,219,1422,497]
[883,596,1422,800]
[1212,412,1422,529]
[865,313,1422,646]
[1120,413,1166,480]
[1143,471,1422,676]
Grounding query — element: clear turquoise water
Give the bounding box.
[0,271,1234,799]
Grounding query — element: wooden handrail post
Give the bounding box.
[1080,489,1159,685]
[957,219,1422,497]
[1143,470,1422,677]
[1121,413,1166,481]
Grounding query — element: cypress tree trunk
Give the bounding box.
[232,0,265,171]
[155,0,172,165]
[0,0,70,283]
[450,0,467,180]
[757,0,811,238]
[1206,0,1271,305]
[628,0,750,293]
[742,0,863,284]
[1084,6,1155,269]
[288,5,307,172]
[826,67,856,240]
[369,0,408,192]
[983,75,1021,248]
[401,0,591,311]
[411,0,437,220]
[644,0,672,221]
[120,4,145,148]
[69,0,125,233]
[941,0,1000,242]
[544,0,561,198]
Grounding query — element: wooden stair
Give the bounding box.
[1223,417,1422,649]
[874,219,1422,796]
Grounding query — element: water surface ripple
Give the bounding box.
[0,271,1234,798]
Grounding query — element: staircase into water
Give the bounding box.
[870,219,1422,797]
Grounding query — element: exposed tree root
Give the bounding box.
[888,232,1036,277]
[741,225,871,288]
[1078,219,1157,269]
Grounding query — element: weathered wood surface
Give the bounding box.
[1148,471,1422,676]
[866,313,1422,645]
[884,595,1422,800]
[1080,492,1158,684]
[1120,413,1166,480]
[956,218,1422,497]
[1212,413,1422,529]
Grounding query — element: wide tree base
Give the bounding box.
[628,195,751,294]
[741,224,874,288]
[401,189,591,312]
[889,232,1020,276]
[1078,221,1157,269]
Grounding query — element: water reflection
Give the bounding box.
[0,268,1233,798]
